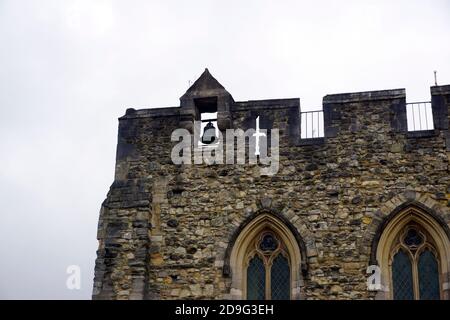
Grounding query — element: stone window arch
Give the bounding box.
[375,205,450,300]
[227,213,303,300]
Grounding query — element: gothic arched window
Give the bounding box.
[391,225,440,300]
[227,213,303,300]
[375,205,450,300]
[245,232,291,300]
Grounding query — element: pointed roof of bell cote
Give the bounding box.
[181,68,232,99]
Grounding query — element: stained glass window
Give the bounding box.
[392,250,414,300]
[259,234,278,252]
[404,229,424,248]
[247,256,265,300]
[418,249,440,300]
[271,255,290,300]
[388,221,444,300]
[246,232,293,300]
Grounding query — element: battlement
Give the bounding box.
[118,69,450,151]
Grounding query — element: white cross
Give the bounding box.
[252,116,266,156]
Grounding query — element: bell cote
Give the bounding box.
[179,68,234,132]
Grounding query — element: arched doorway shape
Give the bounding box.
[226,212,304,300]
[374,205,450,299]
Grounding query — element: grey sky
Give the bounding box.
[0,0,449,299]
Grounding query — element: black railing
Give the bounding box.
[301,110,324,139]
[406,102,434,131]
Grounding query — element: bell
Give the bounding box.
[201,121,217,144]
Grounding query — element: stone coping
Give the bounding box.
[431,85,450,96]
[406,130,439,139]
[233,98,300,110]
[323,88,406,104]
[119,106,181,120]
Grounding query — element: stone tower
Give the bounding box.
[93,69,450,300]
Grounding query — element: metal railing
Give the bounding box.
[301,110,324,139]
[406,102,434,131]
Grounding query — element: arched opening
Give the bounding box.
[227,213,303,300]
[245,231,291,300]
[375,205,450,300]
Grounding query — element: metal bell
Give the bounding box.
[201,121,217,144]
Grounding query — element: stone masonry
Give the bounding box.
[93,69,450,299]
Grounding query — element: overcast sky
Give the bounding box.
[0,0,449,299]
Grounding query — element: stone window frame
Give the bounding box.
[389,224,441,299]
[228,213,303,300]
[376,206,450,300]
[244,231,291,300]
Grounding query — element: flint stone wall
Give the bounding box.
[93,84,450,300]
